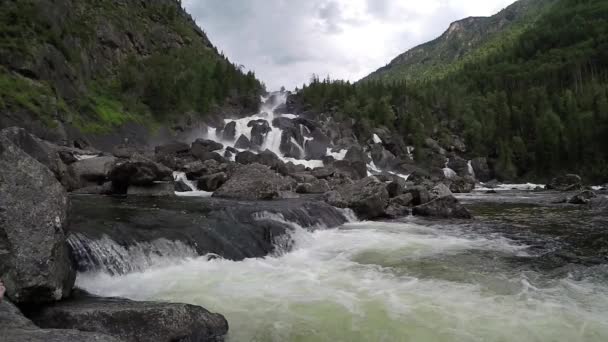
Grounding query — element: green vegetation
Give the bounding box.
[0,0,264,133]
[300,0,608,182]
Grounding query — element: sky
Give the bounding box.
[183,0,517,90]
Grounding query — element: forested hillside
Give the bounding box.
[0,0,263,142]
[296,0,608,182]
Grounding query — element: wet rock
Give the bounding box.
[248,119,271,148]
[333,160,367,180]
[296,180,330,194]
[174,179,193,192]
[280,133,303,159]
[431,183,453,198]
[385,193,414,218]
[58,150,78,165]
[193,150,226,164]
[405,186,432,206]
[191,139,223,153]
[471,157,491,182]
[214,163,296,200]
[425,138,446,155]
[312,167,335,179]
[30,292,229,342]
[223,121,237,141]
[66,156,117,191]
[413,196,472,219]
[197,172,228,191]
[304,139,328,160]
[569,190,597,205]
[447,157,470,178]
[257,149,282,170]
[386,181,405,198]
[329,177,389,220]
[183,160,225,179]
[449,176,476,194]
[235,135,251,149]
[109,157,172,192]
[290,172,317,183]
[344,145,370,164]
[0,136,75,304]
[235,150,258,165]
[127,182,175,197]
[547,174,583,192]
[154,142,190,158]
[371,144,396,170]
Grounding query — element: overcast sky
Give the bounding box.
[183,0,517,90]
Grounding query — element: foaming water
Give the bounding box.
[77,219,608,341]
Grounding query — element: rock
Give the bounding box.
[290,172,317,183]
[405,186,432,206]
[449,176,476,194]
[223,121,237,141]
[174,179,193,192]
[312,167,335,179]
[197,172,228,191]
[431,183,453,198]
[280,134,303,159]
[425,138,445,155]
[407,170,433,186]
[333,160,367,180]
[72,182,114,195]
[257,149,282,169]
[413,196,472,219]
[471,157,491,182]
[344,145,370,164]
[386,181,405,198]
[193,150,226,164]
[67,156,117,190]
[0,136,75,304]
[322,155,336,165]
[154,142,190,158]
[1,300,119,342]
[296,180,330,194]
[385,193,414,218]
[183,160,225,179]
[370,144,396,170]
[112,145,139,159]
[30,292,229,342]
[569,190,597,204]
[234,135,251,149]
[127,182,175,197]
[330,177,389,220]
[304,140,328,160]
[547,174,583,192]
[447,157,470,178]
[109,157,172,192]
[214,163,296,200]
[248,120,271,148]
[58,150,78,165]
[191,139,223,153]
[235,150,258,165]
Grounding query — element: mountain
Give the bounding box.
[295,0,608,182]
[363,0,556,83]
[0,0,263,146]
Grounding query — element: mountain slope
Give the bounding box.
[0,0,263,144]
[363,0,556,83]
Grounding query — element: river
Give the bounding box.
[76,189,608,342]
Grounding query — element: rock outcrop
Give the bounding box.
[546,174,583,192]
[412,196,472,219]
[213,163,296,200]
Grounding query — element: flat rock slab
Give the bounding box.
[29,293,228,342]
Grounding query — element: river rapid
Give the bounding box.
[77,189,608,342]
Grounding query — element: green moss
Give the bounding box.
[0,67,57,126]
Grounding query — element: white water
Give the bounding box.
[476,183,545,191]
[77,219,608,342]
[173,172,213,197]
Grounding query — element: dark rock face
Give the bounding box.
[109,157,173,191]
[0,136,75,304]
[248,120,271,148]
[344,145,370,164]
[328,177,389,220]
[154,142,190,158]
[1,300,120,342]
[386,181,405,198]
[214,164,296,200]
[223,121,237,141]
[296,180,330,194]
[569,190,597,204]
[30,293,229,342]
[197,172,228,191]
[312,167,335,179]
[547,174,583,192]
[471,157,491,182]
[191,139,224,160]
[175,179,193,192]
[370,144,396,170]
[385,194,414,218]
[67,156,117,191]
[234,135,251,149]
[447,157,470,177]
[413,196,472,219]
[235,151,258,165]
[449,176,476,193]
[304,138,328,160]
[68,195,350,269]
[405,186,432,206]
[333,160,367,180]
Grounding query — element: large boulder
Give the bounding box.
[154,142,190,158]
[234,135,251,149]
[109,157,172,192]
[385,193,414,218]
[67,156,117,191]
[370,144,396,170]
[214,163,296,200]
[447,157,471,178]
[248,120,271,148]
[471,157,491,182]
[333,160,367,180]
[412,196,472,219]
[191,139,223,153]
[327,177,389,220]
[344,145,370,164]
[30,293,229,342]
[197,172,228,191]
[296,180,330,194]
[0,136,75,304]
[547,174,583,192]
[1,300,119,342]
[569,190,597,205]
[449,176,476,194]
[223,121,237,141]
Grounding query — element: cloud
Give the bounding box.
[182,0,516,90]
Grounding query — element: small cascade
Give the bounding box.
[173,172,213,197]
[467,160,476,178]
[373,134,383,144]
[68,233,197,275]
[443,158,457,179]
